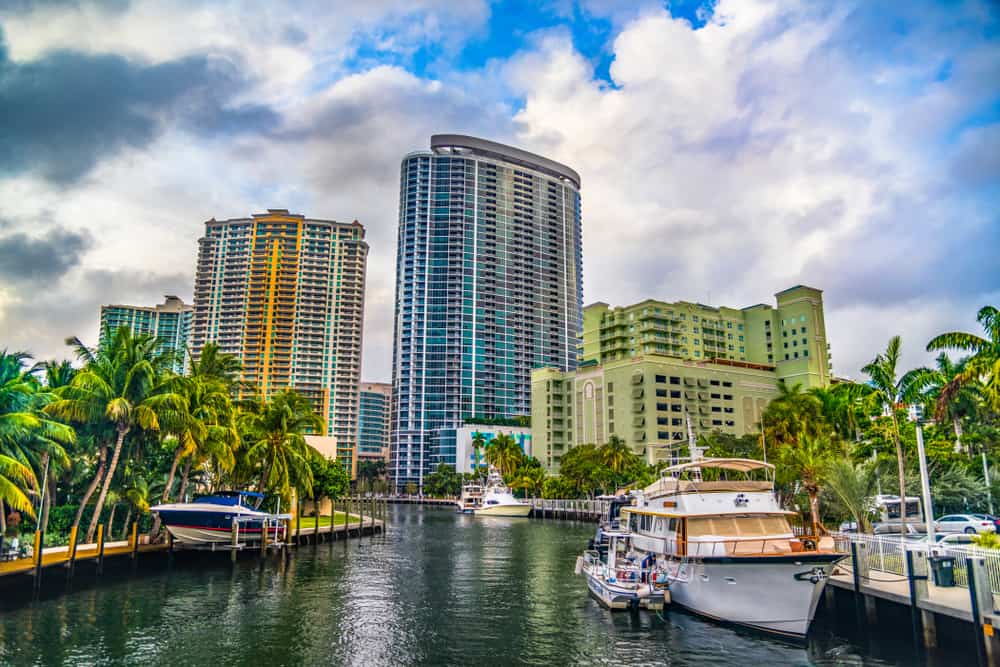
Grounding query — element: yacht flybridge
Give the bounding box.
[624,457,843,639]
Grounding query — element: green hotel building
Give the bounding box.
[531,285,832,470]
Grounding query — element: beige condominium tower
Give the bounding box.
[531,285,832,471]
[190,209,368,475]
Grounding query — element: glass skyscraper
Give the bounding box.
[390,135,583,490]
[100,295,193,374]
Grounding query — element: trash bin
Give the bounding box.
[929,556,956,587]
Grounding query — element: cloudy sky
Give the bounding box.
[0,0,997,383]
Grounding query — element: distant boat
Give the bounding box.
[456,467,532,517]
[151,491,285,545]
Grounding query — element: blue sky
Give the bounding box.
[0,0,997,382]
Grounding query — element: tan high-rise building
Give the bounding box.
[190,209,368,474]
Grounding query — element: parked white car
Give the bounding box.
[934,514,997,534]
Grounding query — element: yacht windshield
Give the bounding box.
[687,515,791,537]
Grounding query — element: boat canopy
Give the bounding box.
[194,491,264,507]
[663,458,774,475]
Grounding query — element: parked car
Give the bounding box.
[970,513,1000,530]
[934,514,997,534]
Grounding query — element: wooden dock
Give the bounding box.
[828,534,1000,665]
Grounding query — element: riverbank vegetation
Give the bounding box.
[1,327,350,548]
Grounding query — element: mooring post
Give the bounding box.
[231,519,238,563]
[330,499,337,543]
[905,549,926,656]
[967,556,997,667]
[32,528,43,591]
[66,525,79,580]
[130,520,139,560]
[96,524,105,575]
[261,519,268,554]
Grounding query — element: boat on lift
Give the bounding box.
[624,457,843,639]
[151,491,287,545]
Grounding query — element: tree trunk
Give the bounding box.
[151,447,185,538]
[891,413,907,535]
[163,447,183,503]
[121,507,132,541]
[953,416,964,455]
[86,425,128,543]
[1,499,6,535]
[258,452,276,494]
[40,469,53,536]
[178,458,194,502]
[73,445,107,536]
[107,503,117,540]
[808,490,820,541]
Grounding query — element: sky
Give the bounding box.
[0,0,997,383]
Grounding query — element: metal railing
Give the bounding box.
[529,499,610,518]
[833,532,1000,594]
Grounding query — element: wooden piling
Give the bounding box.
[130,520,139,559]
[261,519,268,554]
[32,529,43,591]
[231,519,239,563]
[66,525,79,580]
[96,524,106,575]
[295,499,302,546]
[314,504,320,544]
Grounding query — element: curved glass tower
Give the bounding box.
[391,135,583,491]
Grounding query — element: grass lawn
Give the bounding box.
[295,511,365,528]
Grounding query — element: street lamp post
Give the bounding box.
[915,424,935,541]
[983,450,995,516]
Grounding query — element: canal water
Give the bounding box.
[0,506,962,665]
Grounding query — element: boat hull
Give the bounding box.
[153,506,280,545]
[584,570,667,610]
[660,553,842,638]
[473,503,532,517]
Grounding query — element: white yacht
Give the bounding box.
[625,457,843,639]
[459,468,531,517]
[456,480,485,514]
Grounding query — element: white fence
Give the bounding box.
[529,499,610,518]
[834,532,1000,594]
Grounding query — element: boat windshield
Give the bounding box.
[687,515,792,538]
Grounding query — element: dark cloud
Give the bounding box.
[0,226,92,283]
[0,32,279,184]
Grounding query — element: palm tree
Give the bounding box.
[761,381,826,448]
[809,382,873,441]
[927,305,1000,411]
[905,353,979,453]
[0,351,75,528]
[48,327,185,542]
[238,390,323,499]
[861,336,926,535]
[188,342,243,388]
[823,459,879,533]
[782,435,836,539]
[508,467,545,498]
[471,431,486,478]
[484,433,524,479]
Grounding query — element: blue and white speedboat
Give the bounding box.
[151,491,283,545]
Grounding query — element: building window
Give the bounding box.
[802,338,807,345]
[671,404,682,412]
[710,380,720,386]
[711,393,721,399]
[657,403,668,411]
[804,349,809,357]
[607,382,614,393]
[655,374,666,383]
[670,376,680,385]
[794,352,799,359]
[656,388,667,397]
[785,354,789,360]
